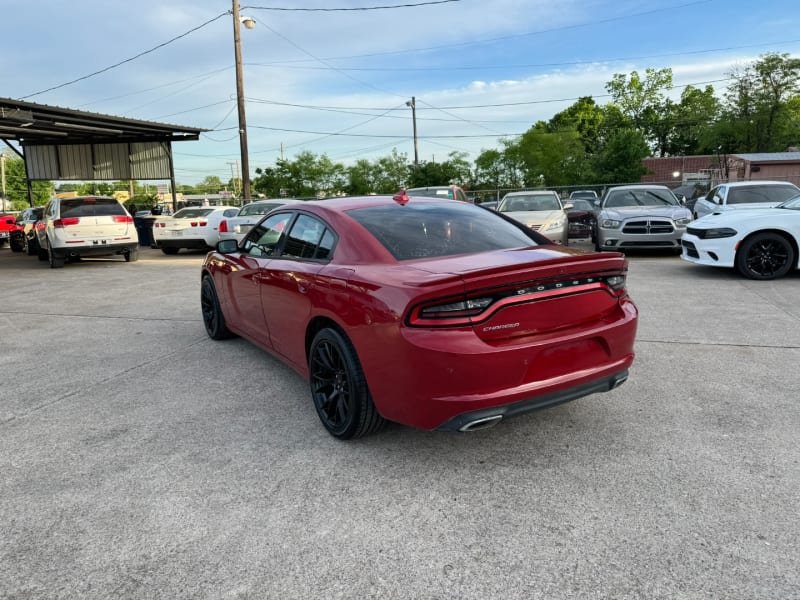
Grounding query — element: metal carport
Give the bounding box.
[1,97,205,209]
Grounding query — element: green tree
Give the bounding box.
[2,156,53,208]
[606,68,673,155]
[548,96,605,154]
[669,85,721,155]
[196,176,224,194]
[373,148,410,192]
[591,128,651,184]
[506,122,588,187]
[407,151,471,188]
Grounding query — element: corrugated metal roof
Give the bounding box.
[732,152,800,162]
[1,97,204,144]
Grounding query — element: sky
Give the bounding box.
[2,0,800,186]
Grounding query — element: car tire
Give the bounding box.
[46,239,64,269]
[37,244,48,261]
[10,236,24,253]
[161,247,179,255]
[200,276,234,340]
[124,248,139,262]
[734,232,795,280]
[309,327,386,440]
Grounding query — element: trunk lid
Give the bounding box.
[405,246,627,341]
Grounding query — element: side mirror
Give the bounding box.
[217,239,239,254]
[562,203,574,211]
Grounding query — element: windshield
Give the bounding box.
[570,191,597,199]
[405,187,454,199]
[727,184,799,205]
[348,202,540,260]
[498,194,560,212]
[568,199,595,211]
[604,189,678,208]
[779,194,800,209]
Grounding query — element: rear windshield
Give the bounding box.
[60,198,126,218]
[173,208,215,218]
[347,202,540,260]
[727,185,799,205]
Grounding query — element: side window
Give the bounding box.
[314,229,336,260]
[223,209,239,217]
[282,214,326,260]
[242,212,294,257]
[456,188,467,202]
[714,186,726,204]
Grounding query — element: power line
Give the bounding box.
[257,0,715,64]
[249,38,800,72]
[19,11,229,99]
[244,0,462,11]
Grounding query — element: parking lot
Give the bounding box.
[1,244,799,599]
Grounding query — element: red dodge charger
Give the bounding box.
[201,194,638,439]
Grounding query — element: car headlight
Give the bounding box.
[545,219,565,232]
[699,227,738,239]
[674,217,691,227]
[601,219,622,229]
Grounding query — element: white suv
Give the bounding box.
[35,196,139,268]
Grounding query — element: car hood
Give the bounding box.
[500,209,564,224]
[601,206,691,220]
[692,207,792,227]
[718,201,783,212]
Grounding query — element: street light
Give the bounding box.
[406,97,419,167]
[232,0,254,201]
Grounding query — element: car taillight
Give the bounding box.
[409,296,494,327]
[190,221,207,227]
[112,215,134,224]
[53,218,80,227]
[219,220,228,232]
[408,274,627,327]
[155,222,165,228]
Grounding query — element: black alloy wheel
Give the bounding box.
[309,327,385,440]
[200,276,234,340]
[735,232,795,280]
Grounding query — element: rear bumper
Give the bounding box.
[359,296,638,430]
[52,242,136,257]
[155,238,211,250]
[437,369,629,431]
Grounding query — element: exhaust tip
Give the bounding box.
[611,374,628,389]
[459,414,503,432]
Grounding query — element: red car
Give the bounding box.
[201,194,638,439]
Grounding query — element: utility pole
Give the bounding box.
[0,152,6,211]
[232,0,252,201]
[406,97,419,167]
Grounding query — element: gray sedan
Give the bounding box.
[595,185,692,252]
